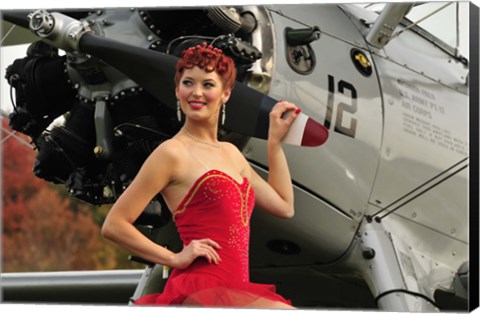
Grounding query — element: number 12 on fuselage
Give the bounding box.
[324,74,358,139]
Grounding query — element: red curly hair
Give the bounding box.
[174,42,237,91]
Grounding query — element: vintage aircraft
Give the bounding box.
[1,2,476,312]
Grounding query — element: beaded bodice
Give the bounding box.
[172,169,255,283]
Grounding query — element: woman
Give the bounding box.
[101,42,301,308]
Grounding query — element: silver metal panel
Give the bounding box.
[268,6,383,216]
[368,31,469,275]
[245,4,384,263]
[266,4,370,49]
[249,165,358,266]
[346,221,439,311]
[369,53,469,241]
[382,166,469,252]
[386,213,469,297]
[377,17,468,93]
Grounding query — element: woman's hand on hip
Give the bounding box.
[171,238,222,269]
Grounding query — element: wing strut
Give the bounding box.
[366,3,414,49]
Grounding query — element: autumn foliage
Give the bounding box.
[2,118,133,272]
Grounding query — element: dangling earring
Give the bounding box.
[177,100,182,122]
[221,103,226,125]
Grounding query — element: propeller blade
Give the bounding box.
[2,11,31,29]
[79,32,328,146]
[227,85,329,146]
[80,32,178,109]
[3,10,328,146]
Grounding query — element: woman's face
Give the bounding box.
[176,66,231,123]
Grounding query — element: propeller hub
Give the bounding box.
[29,10,55,35]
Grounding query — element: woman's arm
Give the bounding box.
[102,140,222,268]
[240,100,301,218]
[101,140,179,267]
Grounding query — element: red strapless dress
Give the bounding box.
[134,169,291,307]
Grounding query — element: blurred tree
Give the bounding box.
[2,119,43,236]
[2,188,117,271]
[2,119,140,271]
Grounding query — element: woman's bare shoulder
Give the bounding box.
[145,138,188,169]
[222,141,242,155]
[222,141,249,167]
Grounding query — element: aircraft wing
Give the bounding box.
[1,270,143,304]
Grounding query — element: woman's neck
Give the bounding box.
[182,120,219,144]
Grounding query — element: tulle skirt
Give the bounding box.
[134,271,292,308]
